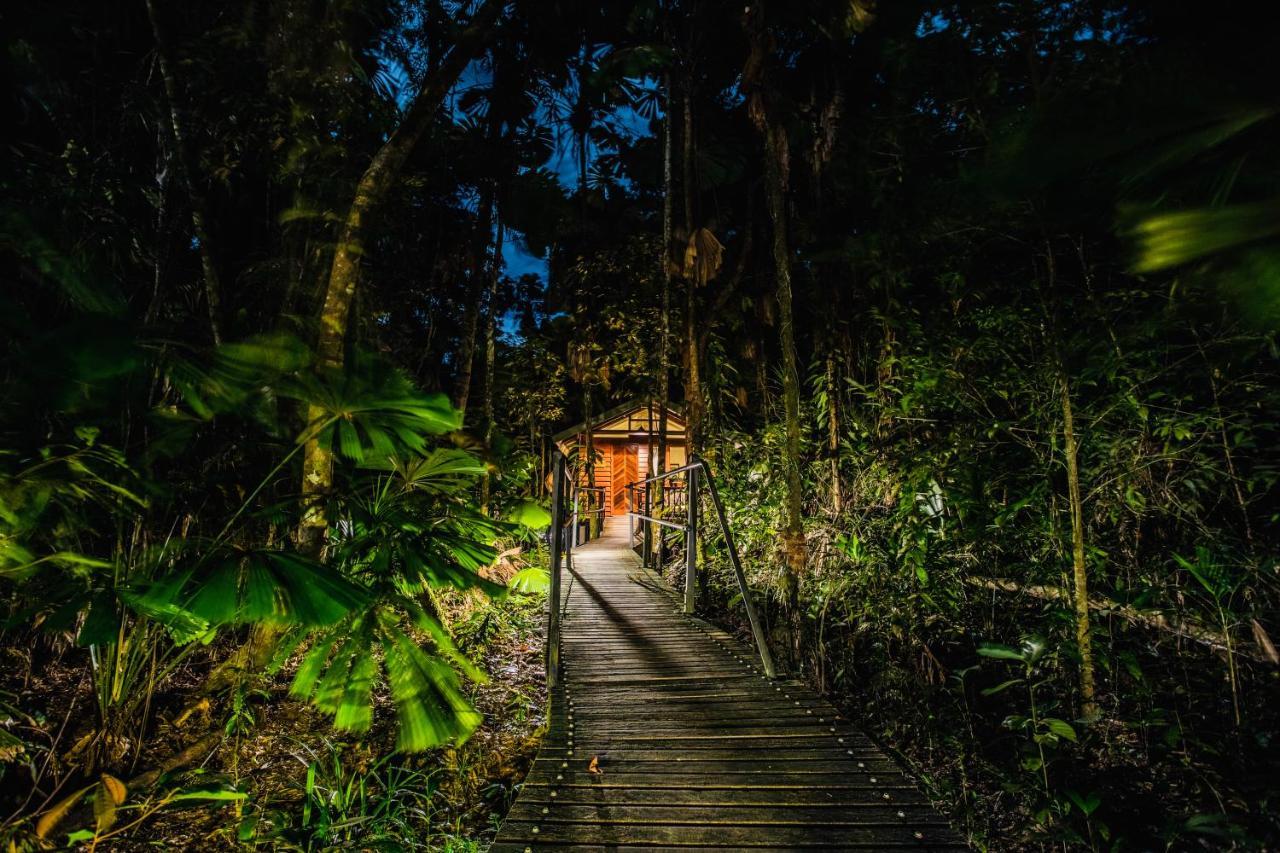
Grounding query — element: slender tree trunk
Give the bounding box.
[762,120,805,599]
[296,0,502,556]
[825,348,842,513]
[144,123,170,328]
[583,386,596,538]
[145,0,224,344]
[480,217,505,514]
[454,184,495,417]
[1060,365,1097,719]
[654,69,674,564]
[1041,241,1098,719]
[682,85,702,457]
[745,2,804,600]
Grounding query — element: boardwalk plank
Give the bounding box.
[494,520,964,851]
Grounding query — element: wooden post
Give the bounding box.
[547,455,565,690]
[685,467,698,614]
[697,455,776,678]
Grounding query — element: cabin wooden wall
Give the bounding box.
[574,440,687,518]
[636,444,686,479]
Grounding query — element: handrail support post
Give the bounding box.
[694,454,777,678]
[546,454,565,689]
[643,484,652,568]
[684,467,698,614]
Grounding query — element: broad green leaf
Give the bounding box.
[1043,717,1078,742]
[117,589,210,645]
[506,500,552,530]
[1128,197,1280,273]
[508,567,550,594]
[976,642,1024,661]
[134,549,368,629]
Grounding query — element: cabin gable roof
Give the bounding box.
[552,399,685,445]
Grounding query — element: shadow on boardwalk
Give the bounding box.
[494,518,966,851]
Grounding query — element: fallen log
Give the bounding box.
[966,576,1277,665]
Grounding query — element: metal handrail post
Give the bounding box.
[694,454,776,678]
[570,485,580,547]
[685,466,698,614]
[546,454,565,689]
[643,484,652,568]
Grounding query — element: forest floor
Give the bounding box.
[2,589,549,850]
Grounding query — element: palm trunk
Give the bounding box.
[145,0,224,344]
[297,0,503,556]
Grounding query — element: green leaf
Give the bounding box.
[77,591,119,647]
[976,642,1025,661]
[508,567,550,594]
[292,602,484,750]
[133,549,368,629]
[382,624,482,751]
[506,500,552,530]
[336,418,364,462]
[117,588,210,645]
[1019,635,1048,665]
[1127,196,1280,273]
[1043,717,1078,742]
[1066,790,1102,816]
[170,788,249,802]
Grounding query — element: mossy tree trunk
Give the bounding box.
[297,0,504,557]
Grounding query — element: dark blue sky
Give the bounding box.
[378,44,655,334]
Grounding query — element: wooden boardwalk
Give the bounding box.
[493,520,965,851]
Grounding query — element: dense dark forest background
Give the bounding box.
[3,0,1278,849]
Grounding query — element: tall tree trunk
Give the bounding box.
[583,386,596,538]
[297,0,503,556]
[1041,241,1098,720]
[480,217,505,514]
[746,2,805,603]
[454,184,495,417]
[1059,364,1097,719]
[825,348,842,513]
[145,0,224,344]
[654,69,674,565]
[682,85,702,457]
[762,120,805,601]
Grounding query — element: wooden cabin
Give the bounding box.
[553,400,687,518]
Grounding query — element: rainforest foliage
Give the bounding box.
[2,0,1278,849]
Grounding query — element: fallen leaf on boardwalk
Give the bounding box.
[587,755,602,775]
